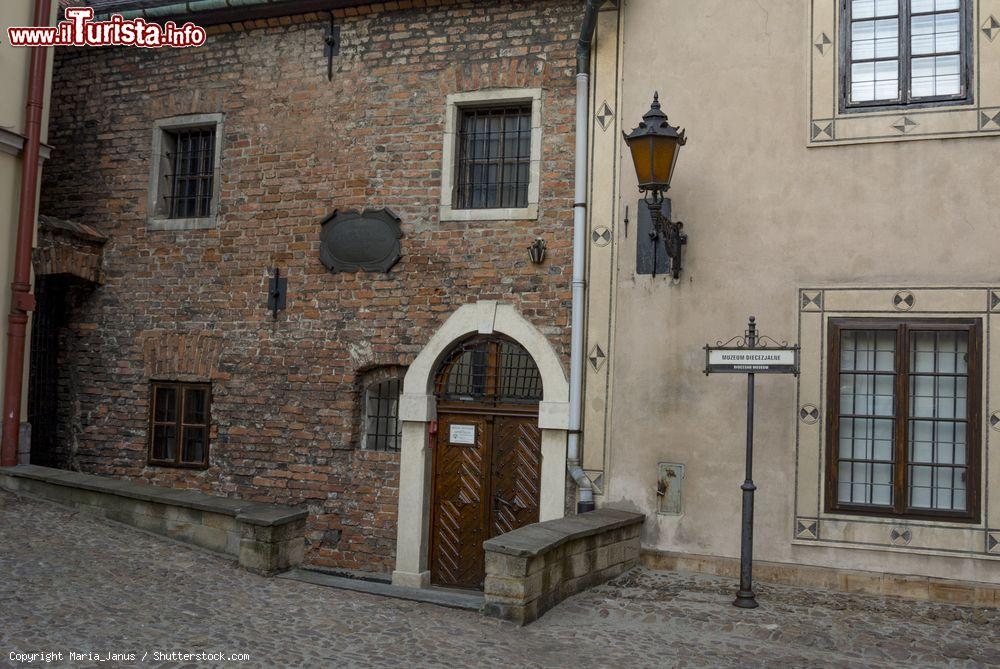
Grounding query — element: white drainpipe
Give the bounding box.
[568,0,602,513]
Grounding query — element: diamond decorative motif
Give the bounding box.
[889,527,912,546]
[893,290,915,311]
[796,518,818,540]
[892,116,918,134]
[811,121,833,141]
[799,405,820,425]
[591,226,612,247]
[980,110,1000,131]
[991,290,1000,312]
[595,101,615,132]
[983,15,1000,42]
[814,32,832,55]
[989,531,1000,554]
[991,412,1000,431]
[800,290,823,312]
[589,344,607,372]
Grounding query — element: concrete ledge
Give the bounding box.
[483,508,644,625]
[0,465,306,575]
[641,549,1000,609]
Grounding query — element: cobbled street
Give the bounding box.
[1,491,997,668]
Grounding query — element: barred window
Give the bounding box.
[148,114,222,230]
[844,0,971,108]
[149,382,211,468]
[166,128,215,219]
[454,106,532,210]
[365,378,401,451]
[826,318,981,521]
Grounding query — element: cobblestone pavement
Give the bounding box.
[2,491,998,669]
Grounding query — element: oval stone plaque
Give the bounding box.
[319,208,402,273]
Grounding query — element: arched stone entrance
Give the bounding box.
[392,301,569,589]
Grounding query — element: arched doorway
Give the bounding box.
[429,334,543,589]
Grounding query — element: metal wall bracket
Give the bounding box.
[268,267,287,320]
[324,19,340,81]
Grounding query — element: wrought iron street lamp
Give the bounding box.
[623,92,688,280]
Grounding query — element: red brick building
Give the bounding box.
[37,0,581,578]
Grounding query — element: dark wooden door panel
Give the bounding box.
[430,415,489,589]
[490,416,542,538]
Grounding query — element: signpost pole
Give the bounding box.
[734,319,758,608]
[704,315,797,609]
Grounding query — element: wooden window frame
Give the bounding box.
[840,0,974,113]
[825,317,982,522]
[148,381,212,469]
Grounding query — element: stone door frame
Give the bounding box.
[391,301,570,589]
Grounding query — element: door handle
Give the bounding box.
[495,495,516,509]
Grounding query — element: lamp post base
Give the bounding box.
[732,590,759,609]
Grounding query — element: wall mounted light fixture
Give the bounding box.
[528,238,547,265]
[623,92,688,281]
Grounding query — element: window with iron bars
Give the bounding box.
[364,378,402,451]
[454,105,532,210]
[165,127,216,219]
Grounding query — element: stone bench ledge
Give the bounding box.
[483,508,644,558]
[0,465,307,527]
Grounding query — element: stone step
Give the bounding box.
[279,568,484,612]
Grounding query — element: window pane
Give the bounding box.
[909,5,963,99]
[907,330,970,512]
[168,127,216,219]
[182,426,206,464]
[365,378,401,451]
[837,329,897,507]
[454,106,531,210]
[184,388,208,424]
[154,386,177,422]
[152,425,177,461]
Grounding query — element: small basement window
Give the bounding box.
[149,382,211,468]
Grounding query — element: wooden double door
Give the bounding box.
[429,411,542,589]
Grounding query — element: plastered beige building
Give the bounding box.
[583,0,1000,589]
[0,0,59,458]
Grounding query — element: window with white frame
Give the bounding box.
[843,0,972,108]
[439,89,542,222]
[148,113,223,230]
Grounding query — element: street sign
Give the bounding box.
[705,347,799,375]
[704,316,798,610]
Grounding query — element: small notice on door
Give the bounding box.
[449,424,476,445]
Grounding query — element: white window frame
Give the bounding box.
[439,89,542,222]
[147,113,224,231]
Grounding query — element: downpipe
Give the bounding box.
[567,0,603,514]
[1,0,52,467]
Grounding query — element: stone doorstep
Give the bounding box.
[641,549,1000,609]
[279,568,485,612]
[0,465,307,526]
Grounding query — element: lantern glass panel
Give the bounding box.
[651,135,679,188]
[628,136,653,187]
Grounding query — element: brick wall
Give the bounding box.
[39,0,579,573]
